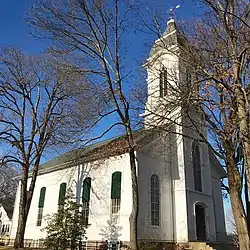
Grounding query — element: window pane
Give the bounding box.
[36,207,44,226]
[111,198,121,214]
[82,201,89,225]
[193,144,202,192]
[151,174,160,226]
[160,69,167,97]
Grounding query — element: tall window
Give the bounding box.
[58,182,67,209]
[82,177,91,225]
[186,70,191,85]
[151,174,160,226]
[111,171,122,215]
[160,69,168,97]
[37,187,46,226]
[193,143,202,192]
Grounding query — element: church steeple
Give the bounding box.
[163,18,177,35]
[143,19,186,128]
[149,18,185,58]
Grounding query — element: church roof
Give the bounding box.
[37,129,159,176]
[0,203,14,220]
[149,19,187,57]
[208,147,227,178]
[36,127,226,178]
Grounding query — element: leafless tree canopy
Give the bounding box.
[0,47,103,248]
[138,1,250,248]
[28,1,145,249]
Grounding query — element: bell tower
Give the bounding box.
[142,19,188,129]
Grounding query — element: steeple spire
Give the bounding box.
[149,17,185,58]
[169,4,180,19]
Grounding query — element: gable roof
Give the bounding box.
[208,147,227,178]
[37,129,159,176]
[0,203,14,220]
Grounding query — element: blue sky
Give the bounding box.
[0,0,204,54]
[0,1,47,53]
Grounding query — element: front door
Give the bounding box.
[195,204,206,241]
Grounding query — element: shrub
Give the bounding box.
[43,190,87,250]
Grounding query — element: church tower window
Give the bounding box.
[192,143,202,192]
[111,171,122,215]
[159,69,168,97]
[186,71,191,85]
[150,174,160,226]
[58,182,67,209]
[82,177,91,225]
[37,187,46,226]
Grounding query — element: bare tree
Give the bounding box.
[136,0,250,249]
[28,1,144,249]
[0,48,99,248]
[187,1,250,248]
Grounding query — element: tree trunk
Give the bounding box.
[14,209,28,248]
[245,171,250,232]
[228,154,250,249]
[14,172,28,249]
[237,91,250,232]
[230,187,250,249]
[14,160,40,248]
[129,149,138,250]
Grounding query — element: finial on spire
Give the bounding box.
[169,4,180,20]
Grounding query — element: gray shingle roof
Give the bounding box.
[1,203,14,219]
[37,129,158,176]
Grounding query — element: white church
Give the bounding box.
[10,19,227,249]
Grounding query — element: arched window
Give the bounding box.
[37,187,46,226]
[111,171,122,215]
[160,69,168,97]
[192,143,202,192]
[82,177,91,225]
[151,174,160,226]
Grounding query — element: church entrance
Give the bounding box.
[195,204,206,241]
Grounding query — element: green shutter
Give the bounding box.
[58,182,67,205]
[111,172,122,199]
[38,187,46,208]
[82,177,91,202]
